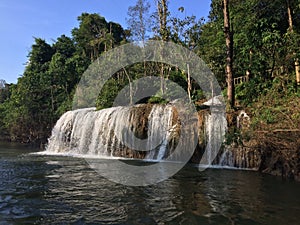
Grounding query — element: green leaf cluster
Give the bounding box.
[0,13,126,145]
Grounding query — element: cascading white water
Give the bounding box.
[218,148,235,167]
[145,105,174,160]
[46,102,230,165]
[214,110,260,169]
[46,104,175,160]
[46,107,96,153]
[203,110,228,165]
[217,146,261,169]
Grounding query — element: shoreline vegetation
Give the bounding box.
[0,0,300,180]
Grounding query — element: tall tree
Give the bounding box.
[126,0,151,43]
[170,14,203,48]
[223,0,234,107]
[53,35,76,58]
[286,0,300,85]
[155,0,170,95]
[6,38,55,143]
[198,0,293,88]
[157,0,169,41]
[72,13,125,61]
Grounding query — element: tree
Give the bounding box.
[53,35,76,58]
[72,13,126,61]
[12,38,55,143]
[197,0,300,105]
[170,8,203,49]
[223,0,234,107]
[4,35,84,144]
[154,0,170,95]
[286,0,300,85]
[156,0,169,41]
[126,0,151,43]
[72,13,108,61]
[1,13,131,145]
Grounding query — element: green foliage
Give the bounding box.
[0,13,127,144]
[169,10,203,48]
[235,76,272,105]
[249,75,300,131]
[224,128,243,146]
[28,38,54,67]
[148,96,168,104]
[72,13,126,61]
[96,78,126,110]
[260,109,276,124]
[2,2,300,146]
[198,0,300,88]
[192,89,205,102]
[0,82,11,104]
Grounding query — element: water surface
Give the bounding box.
[0,142,300,224]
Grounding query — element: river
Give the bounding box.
[0,142,300,224]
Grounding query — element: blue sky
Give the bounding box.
[0,0,211,84]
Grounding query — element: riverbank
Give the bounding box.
[216,130,300,182]
[225,87,300,181]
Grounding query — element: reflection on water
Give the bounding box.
[0,142,300,224]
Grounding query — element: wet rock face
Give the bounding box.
[125,104,153,141]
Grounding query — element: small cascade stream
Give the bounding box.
[145,105,174,160]
[203,110,228,165]
[217,147,261,169]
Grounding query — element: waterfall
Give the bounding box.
[202,110,228,166]
[215,110,260,170]
[217,147,261,169]
[46,102,234,166]
[46,104,175,160]
[218,148,235,167]
[46,107,96,154]
[145,105,174,160]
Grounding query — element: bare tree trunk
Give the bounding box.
[123,67,133,105]
[286,0,300,85]
[160,63,165,95]
[223,0,235,107]
[287,0,293,29]
[157,0,169,95]
[296,59,300,85]
[187,64,192,103]
[246,49,253,80]
[157,0,168,41]
[109,23,113,49]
